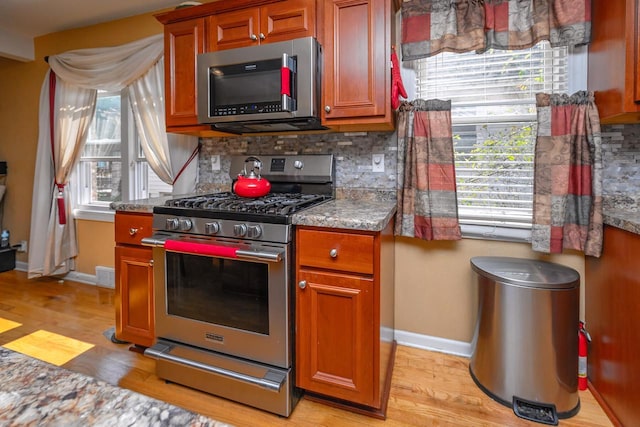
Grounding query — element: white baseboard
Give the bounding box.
[13,261,114,289]
[395,329,473,358]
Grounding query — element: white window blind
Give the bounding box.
[415,42,569,236]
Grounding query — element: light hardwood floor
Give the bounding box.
[0,270,613,427]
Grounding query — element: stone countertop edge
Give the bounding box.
[110,193,194,213]
[292,199,397,232]
[603,209,640,235]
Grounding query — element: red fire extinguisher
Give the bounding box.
[578,321,591,390]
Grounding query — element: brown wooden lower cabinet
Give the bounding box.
[295,222,395,417]
[114,212,155,348]
[585,225,640,427]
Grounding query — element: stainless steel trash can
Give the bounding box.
[469,256,580,424]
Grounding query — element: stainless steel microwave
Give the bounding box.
[196,36,325,134]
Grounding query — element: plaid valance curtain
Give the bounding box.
[532,91,603,257]
[401,0,592,60]
[396,100,462,241]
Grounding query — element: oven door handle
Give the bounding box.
[141,236,169,247]
[235,249,282,262]
[150,239,283,263]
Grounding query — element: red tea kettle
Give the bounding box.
[233,156,272,198]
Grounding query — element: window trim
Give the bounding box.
[72,90,171,221]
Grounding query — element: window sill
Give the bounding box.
[73,208,115,222]
[461,224,531,243]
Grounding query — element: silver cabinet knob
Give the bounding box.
[298,280,307,289]
[324,105,331,113]
[329,249,338,258]
[129,227,139,236]
[259,32,265,40]
[293,160,304,170]
[250,34,258,41]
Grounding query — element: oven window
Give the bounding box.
[165,252,269,335]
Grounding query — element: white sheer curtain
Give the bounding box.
[28,34,199,279]
[128,57,200,193]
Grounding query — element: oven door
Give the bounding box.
[144,234,291,369]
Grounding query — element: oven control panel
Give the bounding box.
[153,214,290,243]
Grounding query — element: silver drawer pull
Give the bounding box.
[298,280,307,289]
[329,248,338,258]
[129,227,139,236]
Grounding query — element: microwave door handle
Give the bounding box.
[281,53,295,112]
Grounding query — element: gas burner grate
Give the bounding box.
[165,192,330,216]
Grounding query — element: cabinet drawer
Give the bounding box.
[297,229,374,275]
[115,212,153,246]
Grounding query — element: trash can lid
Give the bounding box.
[470,256,579,289]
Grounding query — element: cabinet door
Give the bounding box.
[115,245,155,348]
[585,226,640,427]
[588,0,640,122]
[635,0,640,103]
[321,0,391,127]
[296,269,376,406]
[164,18,206,128]
[260,0,316,44]
[209,8,260,51]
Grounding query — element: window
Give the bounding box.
[414,41,575,240]
[74,90,172,218]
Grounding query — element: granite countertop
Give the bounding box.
[0,347,230,427]
[110,195,180,213]
[292,198,396,232]
[603,208,640,235]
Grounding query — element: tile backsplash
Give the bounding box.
[601,124,640,211]
[195,124,640,209]
[197,131,397,200]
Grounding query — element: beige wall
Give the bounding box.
[0,11,165,269]
[394,237,585,342]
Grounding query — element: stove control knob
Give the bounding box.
[247,225,262,238]
[233,224,248,237]
[293,160,304,170]
[166,218,179,231]
[205,222,220,234]
[179,218,192,231]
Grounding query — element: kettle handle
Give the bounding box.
[242,156,263,178]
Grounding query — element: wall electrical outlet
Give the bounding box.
[211,155,221,171]
[372,154,385,172]
[18,240,27,253]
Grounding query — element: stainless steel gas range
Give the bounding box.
[142,154,334,417]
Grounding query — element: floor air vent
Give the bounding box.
[512,396,558,425]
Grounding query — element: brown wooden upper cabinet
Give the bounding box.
[209,0,316,51]
[319,0,394,131]
[587,0,640,123]
[163,18,208,131]
[156,0,395,133]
